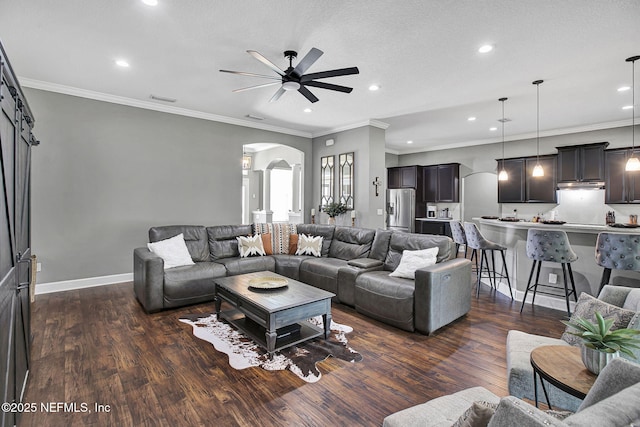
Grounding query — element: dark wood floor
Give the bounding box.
[19,282,566,427]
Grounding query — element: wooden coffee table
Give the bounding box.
[530,345,596,409]
[214,271,334,357]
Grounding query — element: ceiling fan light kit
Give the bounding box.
[221,48,359,103]
[625,55,640,172]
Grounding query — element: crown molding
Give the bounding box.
[312,119,390,138]
[19,77,314,138]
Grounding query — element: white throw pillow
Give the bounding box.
[389,247,439,279]
[295,234,323,257]
[236,235,266,257]
[147,233,195,270]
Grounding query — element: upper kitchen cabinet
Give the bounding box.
[605,148,640,204]
[497,155,557,203]
[387,165,420,189]
[421,163,460,202]
[557,142,608,183]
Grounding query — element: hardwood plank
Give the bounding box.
[19,282,566,426]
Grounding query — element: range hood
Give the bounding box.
[557,181,605,190]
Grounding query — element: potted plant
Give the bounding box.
[323,202,347,225]
[562,311,640,374]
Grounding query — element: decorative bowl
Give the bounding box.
[248,276,289,290]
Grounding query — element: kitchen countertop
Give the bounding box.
[475,217,640,234]
[416,217,455,222]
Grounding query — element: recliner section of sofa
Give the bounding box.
[133,223,472,334]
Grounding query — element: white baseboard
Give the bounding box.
[484,279,575,314]
[35,273,133,295]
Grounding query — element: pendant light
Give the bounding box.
[532,80,544,177]
[625,55,640,172]
[498,97,509,181]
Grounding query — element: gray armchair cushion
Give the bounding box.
[296,224,335,256]
[566,382,640,426]
[488,397,568,427]
[206,225,253,260]
[578,357,640,411]
[328,226,376,260]
[149,225,209,262]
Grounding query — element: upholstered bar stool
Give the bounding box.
[463,222,513,299]
[595,232,640,294]
[520,228,578,316]
[449,220,468,258]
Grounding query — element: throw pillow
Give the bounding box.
[388,247,439,279]
[260,233,274,255]
[451,401,498,427]
[236,235,266,258]
[253,223,298,255]
[295,234,323,257]
[288,234,299,255]
[147,233,195,270]
[561,292,638,346]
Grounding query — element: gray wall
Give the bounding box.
[26,88,312,284]
[312,126,386,229]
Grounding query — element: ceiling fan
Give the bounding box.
[220,48,359,103]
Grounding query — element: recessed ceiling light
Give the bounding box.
[141,0,158,5]
[369,84,380,91]
[478,44,493,53]
[618,86,631,92]
[489,127,498,131]
[115,59,130,68]
[623,105,634,110]
[407,140,413,144]
[468,117,477,121]
[303,108,312,113]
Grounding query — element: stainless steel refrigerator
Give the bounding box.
[386,188,415,232]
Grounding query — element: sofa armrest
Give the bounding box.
[133,247,165,313]
[578,357,640,410]
[347,258,383,268]
[488,396,568,427]
[414,258,472,335]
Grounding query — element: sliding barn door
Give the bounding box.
[0,43,36,427]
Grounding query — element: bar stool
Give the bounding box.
[595,232,640,294]
[449,220,468,258]
[520,229,578,317]
[464,222,513,299]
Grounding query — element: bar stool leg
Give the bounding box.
[561,263,571,317]
[500,249,514,300]
[521,260,537,312]
[476,250,484,297]
[490,250,498,289]
[567,263,578,302]
[455,243,460,258]
[531,261,543,307]
[597,268,611,295]
[483,250,494,289]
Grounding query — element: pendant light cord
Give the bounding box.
[501,98,505,170]
[536,82,540,163]
[633,58,636,153]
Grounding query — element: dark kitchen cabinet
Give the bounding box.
[605,148,640,203]
[526,156,557,203]
[416,220,452,237]
[497,158,526,203]
[557,142,608,183]
[421,163,459,202]
[387,166,419,189]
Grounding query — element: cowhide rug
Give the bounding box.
[179,313,362,383]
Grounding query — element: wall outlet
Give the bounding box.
[36,262,42,272]
[548,273,557,284]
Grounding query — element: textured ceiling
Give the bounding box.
[1,0,639,153]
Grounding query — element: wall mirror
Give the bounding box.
[339,152,354,209]
[320,155,334,208]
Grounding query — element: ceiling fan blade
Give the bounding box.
[269,86,287,103]
[303,81,353,93]
[233,82,281,93]
[247,50,285,76]
[301,67,360,82]
[219,69,281,80]
[298,85,319,103]
[292,47,323,77]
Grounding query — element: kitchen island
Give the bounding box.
[474,218,640,312]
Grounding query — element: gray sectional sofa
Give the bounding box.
[133,224,472,334]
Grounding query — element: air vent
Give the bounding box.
[149,94,177,103]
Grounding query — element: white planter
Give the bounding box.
[581,346,619,375]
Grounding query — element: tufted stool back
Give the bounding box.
[464,222,505,251]
[450,221,466,245]
[595,232,640,271]
[526,228,578,263]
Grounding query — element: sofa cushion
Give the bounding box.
[236,235,266,257]
[149,225,209,262]
[389,247,439,279]
[253,223,298,255]
[207,225,253,260]
[561,292,637,346]
[214,256,276,276]
[163,262,226,301]
[355,270,416,331]
[563,382,640,426]
[328,226,376,260]
[296,234,323,257]
[271,254,309,280]
[296,224,335,256]
[369,228,392,261]
[147,233,195,269]
[384,233,454,271]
